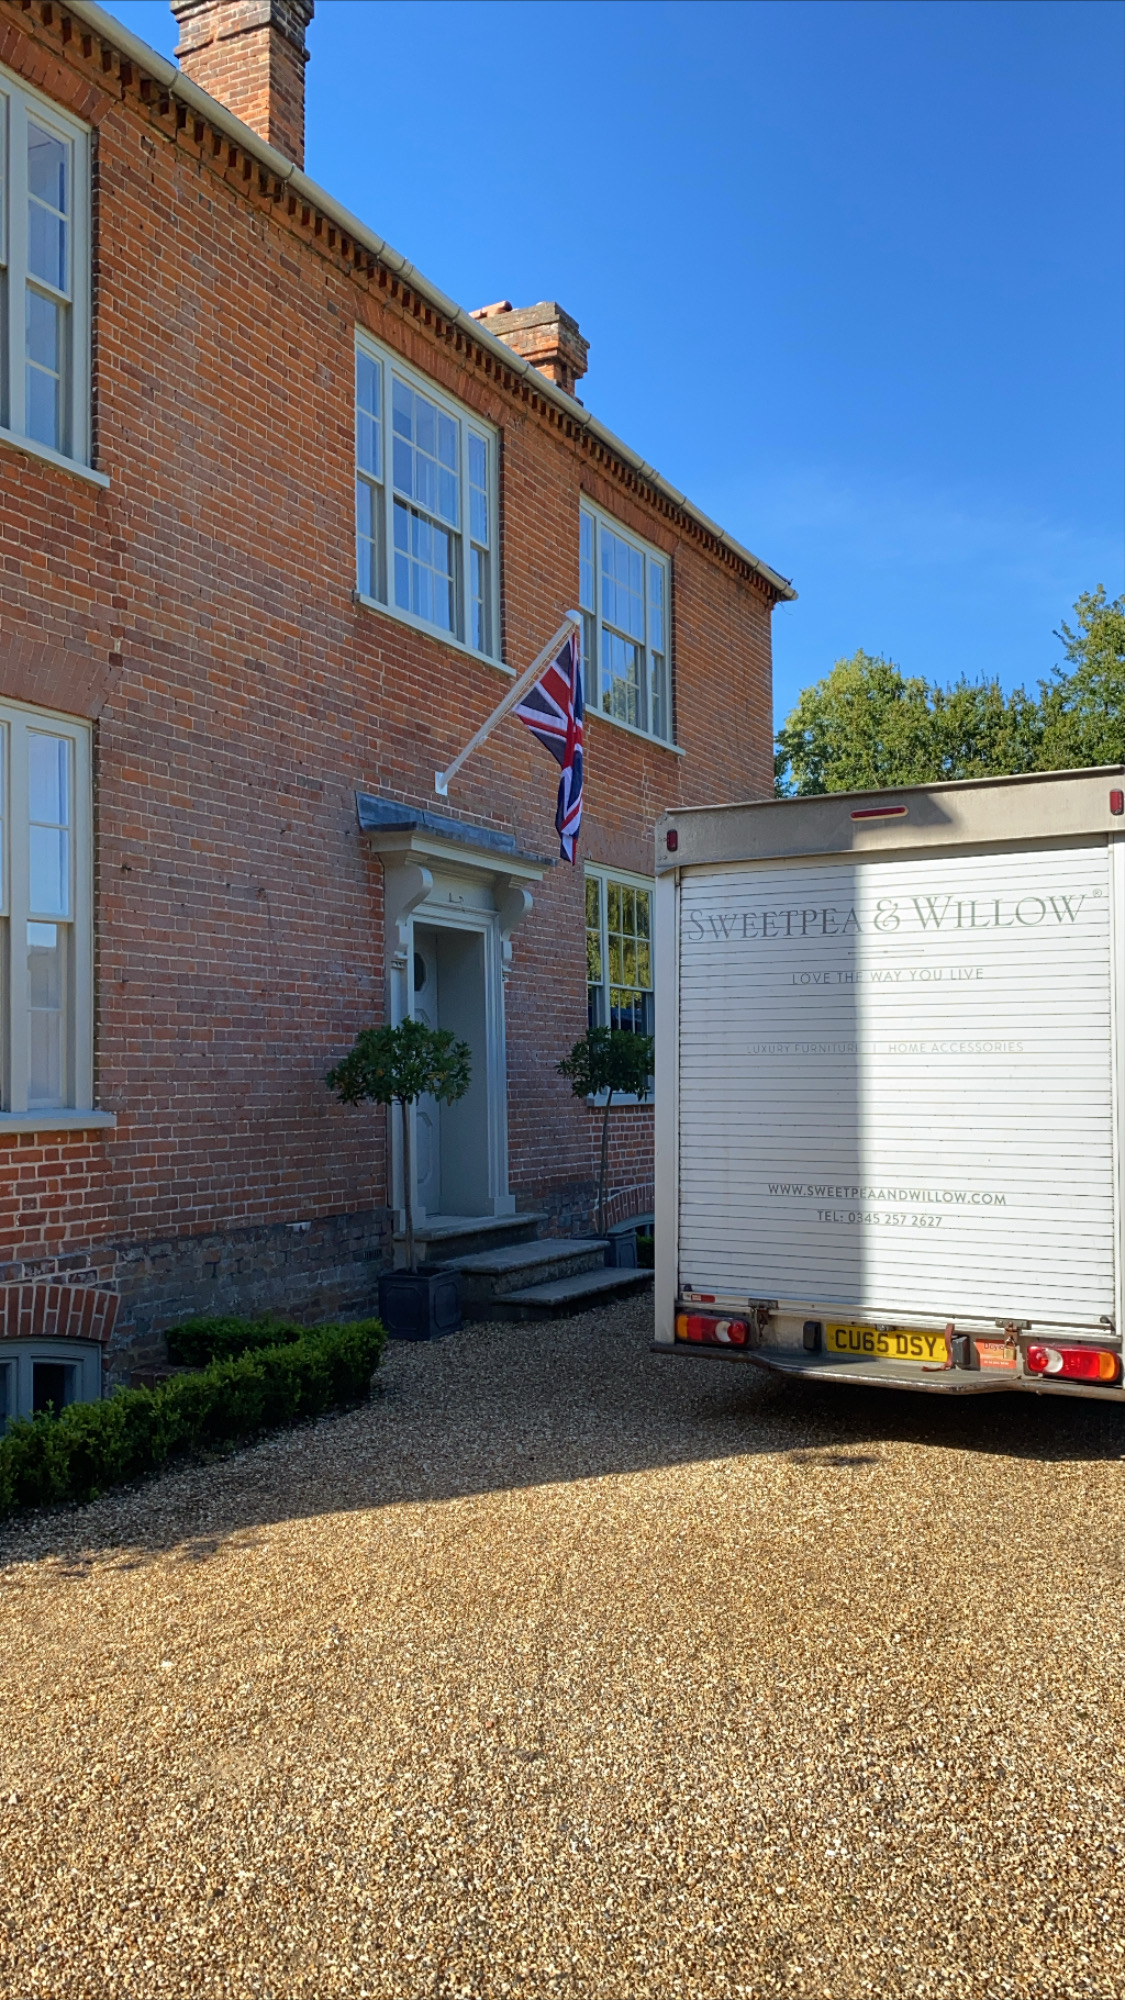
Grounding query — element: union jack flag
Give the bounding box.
[515,628,584,862]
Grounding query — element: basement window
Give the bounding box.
[0,64,93,468]
[355,333,499,660]
[0,1342,102,1425]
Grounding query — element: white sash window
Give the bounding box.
[580,503,671,743]
[0,701,93,1115]
[356,333,499,660]
[0,65,92,471]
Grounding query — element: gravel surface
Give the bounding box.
[2,1297,1125,1999]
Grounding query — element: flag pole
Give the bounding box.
[435,611,581,796]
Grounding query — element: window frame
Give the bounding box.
[0,1340,102,1425]
[0,696,93,1119]
[354,329,501,663]
[579,501,673,746]
[585,864,655,1039]
[0,62,92,470]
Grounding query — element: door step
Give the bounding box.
[439,1237,610,1314]
[490,1266,653,1322]
[399,1211,548,1264]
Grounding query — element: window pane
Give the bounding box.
[356,350,382,476]
[601,628,642,728]
[648,561,665,650]
[28,920,65,1106]
[636,891,650,940]
[0,1360,11,1426]
[391,378,459,528]
[586,875,602,986]
[26,290,63,450]
[33,1360,75,1415]
[471,545,490,655]
[29,732,68,824]
[29,827,68,914]
[356,476,385,601]
[393,498,455,633]
[650,654,667,742]
[28,733,70,916]
[601,526,644,641]
[579,511,595,613]
[469,433,489,548]
[27,123,69,293]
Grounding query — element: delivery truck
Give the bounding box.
[653,767,1125,1398]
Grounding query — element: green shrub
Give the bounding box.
[0,1319,385,1519]
[164,1314,309,1367]
[636,1231,655,1269]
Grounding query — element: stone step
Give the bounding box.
[441,1237,609,1311]
[398,1211,548,1264]
[489,1266,654,1322]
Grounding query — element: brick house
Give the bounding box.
[0,0,793,1407]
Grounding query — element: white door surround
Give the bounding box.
[357,798,549,1238]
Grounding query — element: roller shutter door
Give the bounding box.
[677,842,1117,1325]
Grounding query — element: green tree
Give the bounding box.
[326,1019,471,1273]
[1039,587,1125,770]
[557,1026,654,1237]
[775,591,1125,797]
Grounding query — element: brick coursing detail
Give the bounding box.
[0,1283,119,1345]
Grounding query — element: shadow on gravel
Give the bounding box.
[2,1309,1123,1567]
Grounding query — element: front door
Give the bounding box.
[412,934,441,1215]
[412,924,490,1217]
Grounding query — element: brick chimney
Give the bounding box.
[469,300,589,399]
[171,0,315,168]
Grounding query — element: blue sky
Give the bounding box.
[104,0,1124,726]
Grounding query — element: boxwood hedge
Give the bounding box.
[0,1317,385,1519]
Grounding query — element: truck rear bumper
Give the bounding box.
[649,1342,1125,1397]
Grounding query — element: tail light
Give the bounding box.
[676,1313,749,1347]
[1025,1344,1120,1383]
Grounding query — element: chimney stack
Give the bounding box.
[469,301,589,400]
[171,0,315,168]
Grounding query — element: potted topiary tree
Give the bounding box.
[557,1026,654,1258]
[326,1017,472,1340]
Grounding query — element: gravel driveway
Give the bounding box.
[2,1297,1124,1999]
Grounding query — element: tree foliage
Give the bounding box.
[327,1018,471,1272]
[558,1026,654,1236]
[775,589,1125,797]
[326,1017,471,1111]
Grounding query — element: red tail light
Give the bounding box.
[1026,1344,1119,1383]
[676,1313,749,1347]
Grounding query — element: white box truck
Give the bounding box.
[653,768,1125,1398]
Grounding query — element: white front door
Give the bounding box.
[412,933,441,1216]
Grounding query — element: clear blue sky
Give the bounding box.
[104,0,1124,727]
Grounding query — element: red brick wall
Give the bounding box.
[0,3,780,1346]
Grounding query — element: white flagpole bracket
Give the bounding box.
[435,612,581,797]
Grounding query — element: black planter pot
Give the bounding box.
[378,1266,462,1342]
[604,1230,639,1268]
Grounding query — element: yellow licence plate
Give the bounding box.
[826,1323,948,1364]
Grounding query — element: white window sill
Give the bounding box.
[354,591,513,676]
[587,706,685,755]
[0,427,110,489]
[0,1110,116,1135]
[586,1091,653,1109]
